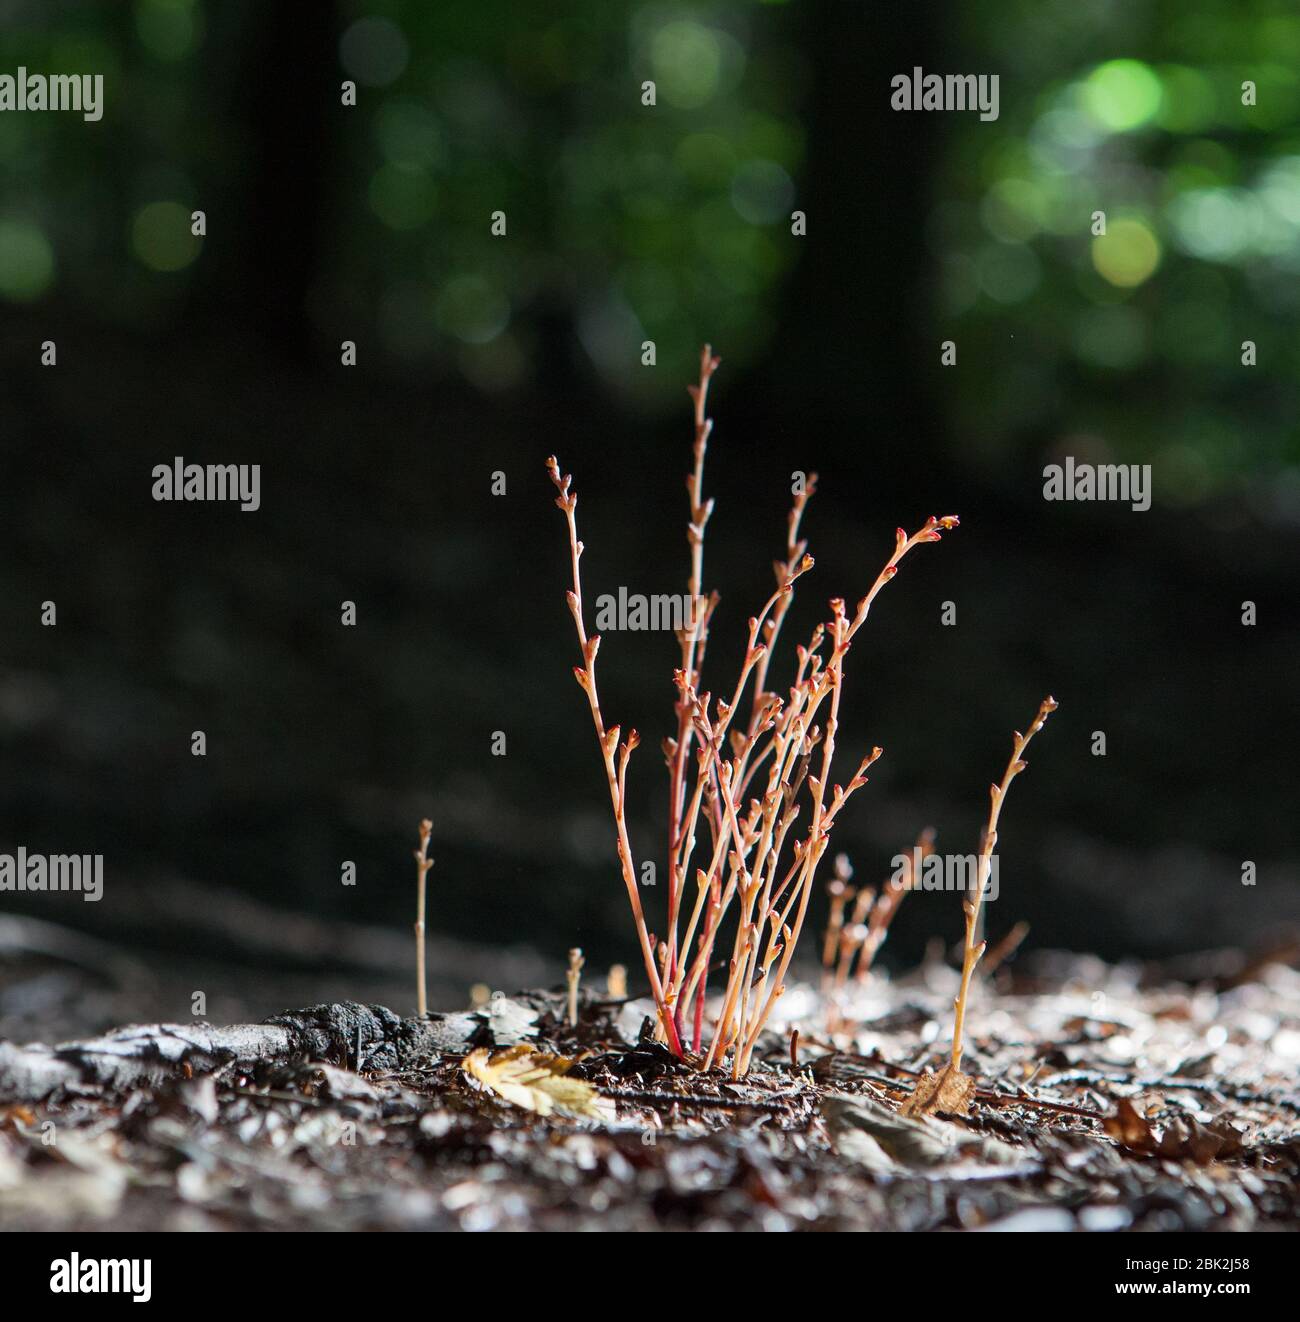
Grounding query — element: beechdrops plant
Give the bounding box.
[547,346,961,1077]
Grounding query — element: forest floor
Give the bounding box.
[1,948,1298,1231]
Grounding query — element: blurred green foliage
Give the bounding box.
[0,1,207,317]
[1,0,1296,507]
[943,0,1300,508]
[0,1,806,398]
[336,1,806,398]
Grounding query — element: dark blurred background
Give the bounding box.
[1,0,1297,1037]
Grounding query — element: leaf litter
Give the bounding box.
[0,951,1297,1230]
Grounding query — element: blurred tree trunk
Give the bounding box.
[754,0,945,479]
[220,0,339,359]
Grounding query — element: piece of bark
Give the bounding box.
[0,999,534,1103]
[0,1021,293,1102]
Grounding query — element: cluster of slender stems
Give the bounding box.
[822,828,936,993]
[547,346,958,1076]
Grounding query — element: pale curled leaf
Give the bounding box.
[483,996,539,1047]
[822,1093,1030,1174]
[900,1062,976,1118]
[823,1094,952,1168]
[462,1045,609,1120]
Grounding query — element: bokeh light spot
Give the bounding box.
[135,0,201,62]
[730,159,794,224]
[651,21,723,109]
[978,242,1040,303]
[130,201,201,272]
[1083,60,1162,133]
[0,219,55,301]
[374,101,446,170]
[369,163,437,231]
[1092,217,1161,287]
[1167,189,1255,261]
[981,178,1044,242]
[1260,157,1300,225]
[340,17,409,88]
[436,275,509,345]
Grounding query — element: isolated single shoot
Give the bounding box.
[904,697,1058,1117]
[547,345,959,1075]
[413,818,434,1018]
[952,696,1058,1070]
[566,948,585,1028]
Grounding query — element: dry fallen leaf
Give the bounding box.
[1198,1116,1247,1162]
[1105,1099,1246,1164]
[462,1045,607,1119]
[900,1063,976,1118]
[1102,1097,1157,1154]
